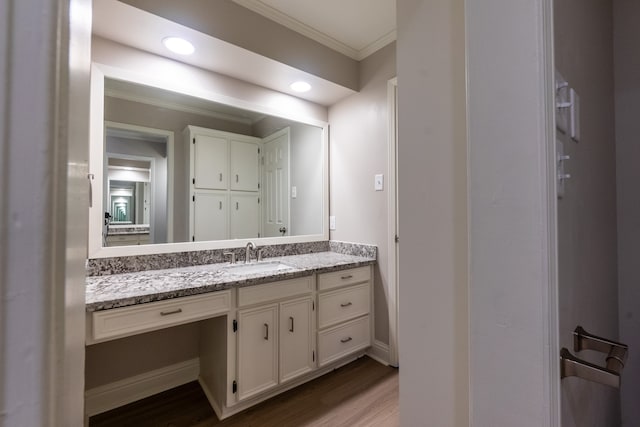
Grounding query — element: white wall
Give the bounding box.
[613,1,640,424]
[555,1,621,425]
[328,42,396,347]
[466,0,559,424]
[0,0,91,425]
[396,0,469,424]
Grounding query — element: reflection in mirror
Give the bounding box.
[103,124,170,246]
[95,76,325,252]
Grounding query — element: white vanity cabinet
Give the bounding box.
[185,126,261,241]
[234,277,315,402]
[317,266,372,366]
[237,303,279,400]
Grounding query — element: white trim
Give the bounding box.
[84,358,200,417]
[542,0,561,424]
[387,77,399,368]
[358,30,398,61]
[231,0,395,60]
[367,340,391,366]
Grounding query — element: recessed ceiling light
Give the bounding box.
[290,81,312,93]
[162,37,195,55]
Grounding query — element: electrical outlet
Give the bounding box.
[291,186,297,198]
[329,216,336,230]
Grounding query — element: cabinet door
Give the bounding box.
[279,297,315,383]
[230,140,259,191]
[237,304,278,401]
[194,134,228,190]
[230,194,259,239]
[193,192,227,241]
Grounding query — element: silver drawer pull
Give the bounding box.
[341,275,353,280]
[340,302,353,307]
[340,337,353,343]
[160,308,183,316]
[264,323,269,340]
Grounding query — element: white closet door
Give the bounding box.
[193,192,227,241]
[262,129,290,237]
[230,140,259,191]
[194,135,228,190]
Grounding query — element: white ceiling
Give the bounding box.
[232,0,397,60]
[92,0,357,106]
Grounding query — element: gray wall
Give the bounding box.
[614,1,640,424]
[85,323,200,389]
[555,1,620,425]
[328,43,395,347]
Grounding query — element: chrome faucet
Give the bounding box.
[245,241,256,264]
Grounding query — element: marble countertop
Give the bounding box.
[107,225,150,236]
[86,252,375,312]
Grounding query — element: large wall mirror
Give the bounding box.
[89,63,329,258]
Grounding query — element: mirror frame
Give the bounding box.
[89,62,329,258]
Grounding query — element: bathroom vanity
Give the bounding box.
[85,247,375,419]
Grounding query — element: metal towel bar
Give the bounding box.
[560,326,628,388]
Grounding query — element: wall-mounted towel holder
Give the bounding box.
[560,326,628,388]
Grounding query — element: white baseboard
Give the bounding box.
[367,340,391,366]
[85,358,200,417]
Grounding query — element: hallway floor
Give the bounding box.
[89,356,399,427]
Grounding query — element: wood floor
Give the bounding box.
[89,356,399,427]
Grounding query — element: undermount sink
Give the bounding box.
[221,261,295,275]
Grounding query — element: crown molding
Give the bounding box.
[232,0,395,61]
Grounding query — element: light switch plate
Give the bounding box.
[329,216,336,230]
[375,174,384,191]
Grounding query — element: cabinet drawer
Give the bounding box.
[318,315,370,367]
[92,291,231,342]
[238,276,313,307]
[317,266,370,291]
[318,283,370,329]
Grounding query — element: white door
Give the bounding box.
[279,297,315,383]
[230,140,259,191]
[194,134,227,190]
[230,194,259,239]
[192,192,227,241]
[237,304,279,401]
[262,128,290,237]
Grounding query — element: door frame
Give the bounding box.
[387,77,399,367]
